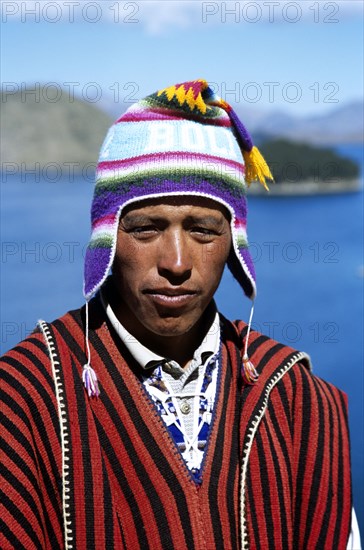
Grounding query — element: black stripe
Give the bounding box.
[0,407,36,470]
[208,347,239,549]
[0,371,62,521]
[255,430,275,550]
[318,380,346,547]
[0,489,43,548]
[117,513,127,549]
[314,379,334,547]
[71,356,95,550]
[1,352,59,436]
[208,353,228,547]
[292,368,311,545]
[226,341,242,548]
[278,373,295,437]
[251,349,298,406]
[1,431,62,545]
[263,415,290,550]
[102,458,115,549]
[94,417,148,550]
[302,378,327,549]
[246,467,261,550]
[1,383,33,434]
[248,333,274,360]
[265,385,293,499]
[336,388,349,511]
[7,341,55,394]
[0,517,27,550]
[333,388,348,545]
[241,341,287,404]
[0,436,39,493]
[1,462,43,531]
[8,334,50,365]
[53,316,87,366]
[338,389,349,424]
[288,366,298,437]
[253,342,287,374]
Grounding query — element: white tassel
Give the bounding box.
[82,363,100,398]
[242,302,259,385]
[82,301,100,397]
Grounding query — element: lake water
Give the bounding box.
[1,143,363,532]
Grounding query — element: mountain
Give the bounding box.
[1,87,113,170]
[236,101,364,145]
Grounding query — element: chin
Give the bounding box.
[146,316,198,338]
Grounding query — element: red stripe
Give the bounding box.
[97,151,245,172]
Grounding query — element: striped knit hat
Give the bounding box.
[84,79,272,302]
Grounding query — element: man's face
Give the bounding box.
[112,196,231,340]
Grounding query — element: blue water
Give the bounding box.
[1,144,363,532]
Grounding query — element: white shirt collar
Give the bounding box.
[100,288,220,370]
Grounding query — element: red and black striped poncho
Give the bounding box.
[0,297,352,549]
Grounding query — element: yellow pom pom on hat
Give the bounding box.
[157,79,273,189]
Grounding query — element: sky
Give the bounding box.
[1,0,363,118]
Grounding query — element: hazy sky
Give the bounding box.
[1,0,363,116]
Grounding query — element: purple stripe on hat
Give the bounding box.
[227,246,256,299]
[91,179,247,222]
[84,247,113,299]
[228,108,253,152]
[240,247,256,281]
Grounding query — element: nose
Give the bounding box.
[158,230,192,282]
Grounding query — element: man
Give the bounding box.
[0,79,357,549]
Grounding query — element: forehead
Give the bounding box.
[121,195,231,220]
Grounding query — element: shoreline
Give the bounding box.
[248,178,362,196]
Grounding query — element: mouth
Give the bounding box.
[143,288,198,307]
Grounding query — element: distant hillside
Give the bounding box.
[236,101,364,146]
[259,139,359,183]
[1,86,113,170]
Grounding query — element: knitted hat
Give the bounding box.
[84,79,272,302]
